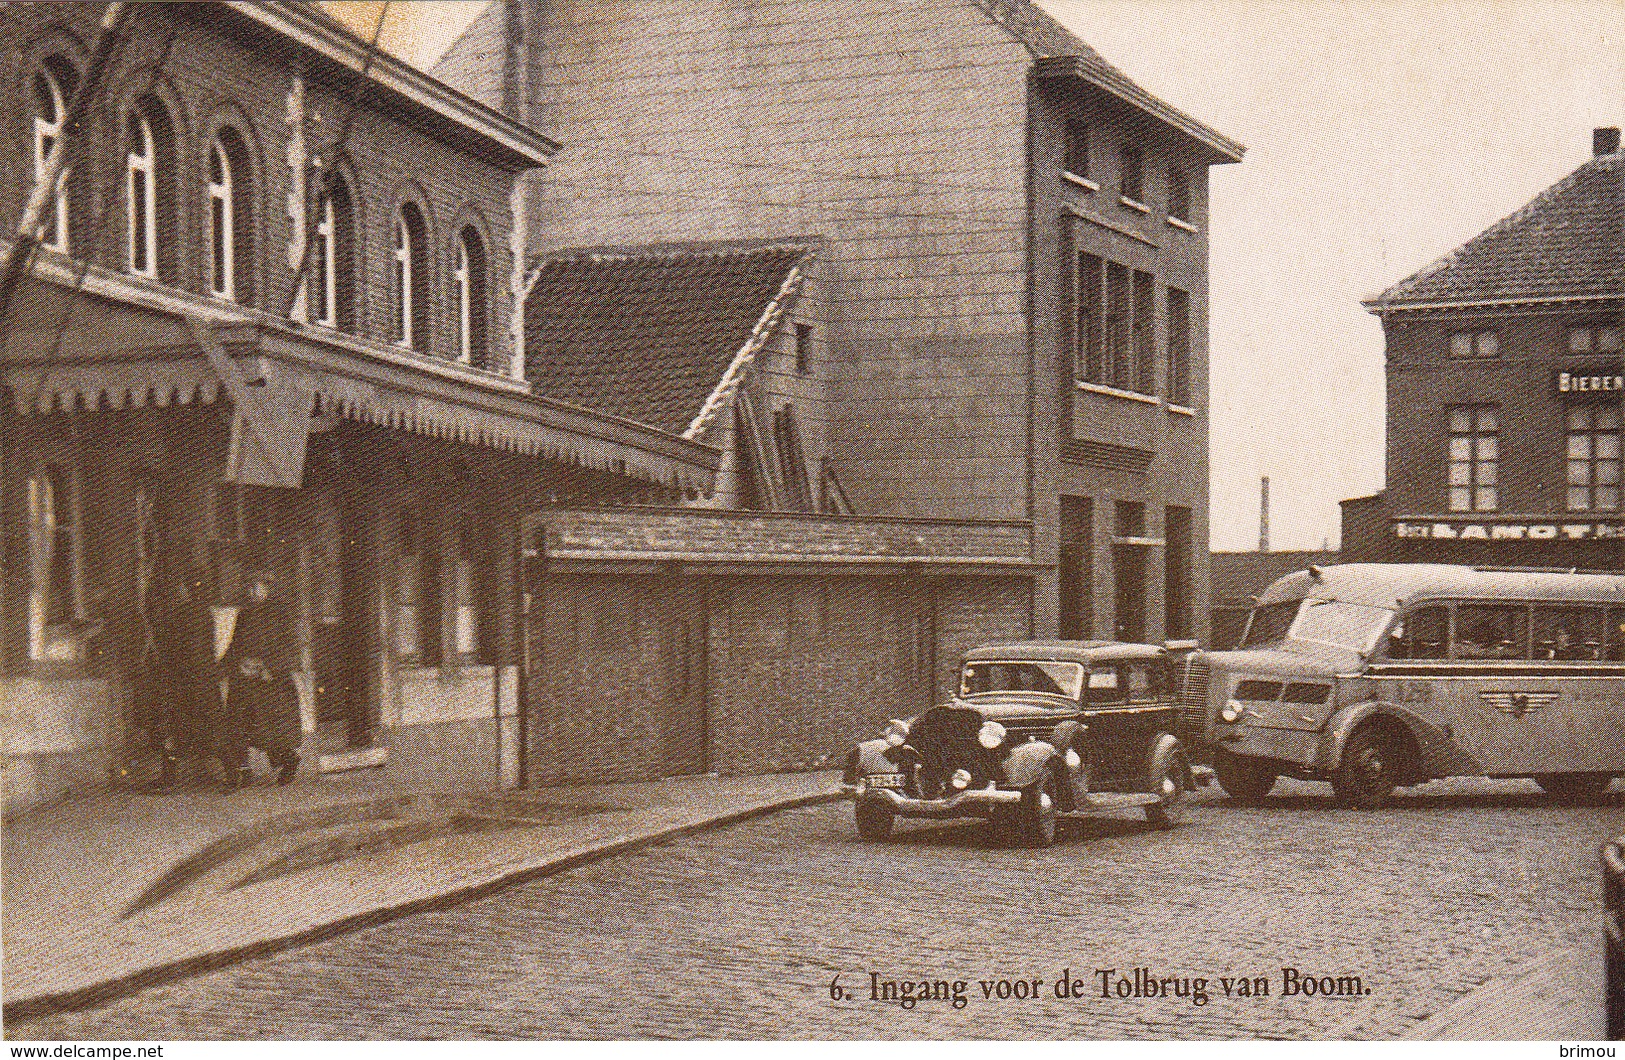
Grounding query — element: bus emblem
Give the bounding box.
[1480,691,1560,717]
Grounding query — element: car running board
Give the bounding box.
[1066,792,1163,812]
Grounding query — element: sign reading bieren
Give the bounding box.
[1556,369,1625,394]
[1393,518,1625,541]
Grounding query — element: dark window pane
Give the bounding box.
[1454,605,1528,659]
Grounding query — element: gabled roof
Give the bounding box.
[432,1,1242,165]
[523,240,813,435]
[1367,147,1624,311]
[974,0,1244,162]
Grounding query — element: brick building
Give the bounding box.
[435,0,1243,646]
[510,239,1048,782]
[522,507,1034,783]
[1344,128,1625,570]
[0,2,722,812]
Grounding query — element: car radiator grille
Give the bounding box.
[909,707,993,777]
[1177,658,1211,743]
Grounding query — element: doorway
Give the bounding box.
[1114,500,1147,643]
[305,470,376,750]
[1059,496,1093,639]
[660,578,709,776]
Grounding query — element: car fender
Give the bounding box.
[1001,739,1058,788]
[853,738,901,777]
[1145,732,1192,792]
[1314,700,1482,780]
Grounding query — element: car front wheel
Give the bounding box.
[1144,747,1191,829]
[855,801,894,840]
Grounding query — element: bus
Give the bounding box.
[1179,563,1625,807]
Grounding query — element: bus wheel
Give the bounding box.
[1333,726,1400,809]
[1213,750,1277,802]
[1533,773,1615,802]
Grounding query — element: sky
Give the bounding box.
[326,0,1624,551]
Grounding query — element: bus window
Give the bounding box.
[1389,605,1448,659]
[1532,605,1606,660]
[1453,605,1529,659]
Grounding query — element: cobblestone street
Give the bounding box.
[14,778,1623,1039]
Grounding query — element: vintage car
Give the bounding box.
[841,641,1197,846]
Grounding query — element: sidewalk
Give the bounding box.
[2,768,840,1023]
[1406,943,1604,1040]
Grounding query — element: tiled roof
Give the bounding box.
[1369,148,1624,309]
[523,241,812,434]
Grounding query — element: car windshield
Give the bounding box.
[1242,598,1397,654]
[1240,601,1300,648]
[960,661,1083,701]
[1290,599,1397,654]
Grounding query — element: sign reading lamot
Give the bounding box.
[1556,369,1625,393]
[1393,518,1625,540]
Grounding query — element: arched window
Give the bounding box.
[208,142,233,298]
[454,225,488,366]
[126,112,156,276]
[32,63,74,253]
[125,96,176,281]
[308,172,354,330]
[208,127,254,304]
[392,202,427,349]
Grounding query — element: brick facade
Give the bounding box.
[525,507,1034,783]
[0,3,706,811]
[2,3,528,373]
[436,0,1241,649]
[1029,72,1223,643]
[1360,308,1625,569]
[1349,131,1623,571]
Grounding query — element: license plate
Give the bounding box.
[867,773,905,790]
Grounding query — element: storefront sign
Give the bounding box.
[1393,518,1625,541]
[1556,369,1625,394]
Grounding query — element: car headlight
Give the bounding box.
[977,721,1006,749]
[884,719,910,746]
[950,768,973,790]
[1221,699,1244,723]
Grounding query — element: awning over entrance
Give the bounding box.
[6,358,221,414]
[1,267,722,495]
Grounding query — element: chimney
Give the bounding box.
[1596,127,1622,157]
[1259,476,1270,553]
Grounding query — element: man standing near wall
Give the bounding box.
[220,571,301,788]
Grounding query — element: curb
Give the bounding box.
[3,788,842,1026]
